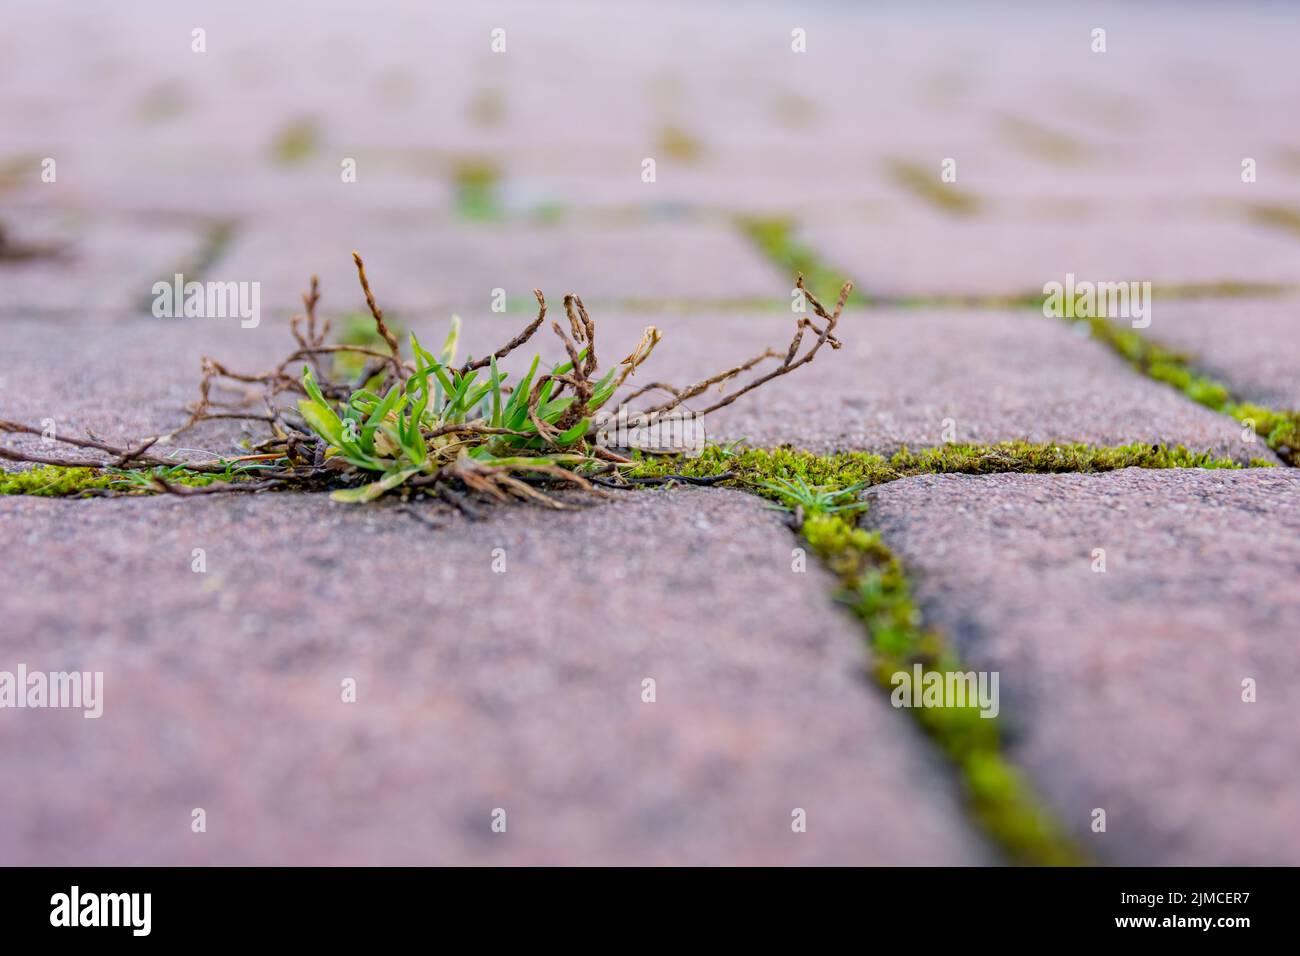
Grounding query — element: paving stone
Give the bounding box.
[801,214,1300,300]
[0,208,210,318]
[0,488,991,865]
[861,468,1300,865]
[212,216,787,314]
[1122,297,1300,411]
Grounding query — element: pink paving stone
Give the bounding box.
[0,488,991,865]
[211,216,787,314]
[1120,296,1300,412]
[861,467,1300,865]
[0,208,211,318]
[799,213,1300,301]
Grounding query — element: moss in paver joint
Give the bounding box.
[270,117,322,165]
[1072,316,1300,465]
[451,157,504,221]
[1246,203,1300,240]
[135,218,237,315]
[802,512,1087,866]
[997,115,1090,164]
[629,440,1269,492]
[887,159,981,216]
[0,464,225,497]
[656,125,704,163]
[738,216,861,305]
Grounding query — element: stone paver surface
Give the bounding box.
[1121,297,1300,412]
[212,217,787,315]
[0,487,990,865]
[0,209,210,318]
[862,468,1300,865]
[803,214,1300,301]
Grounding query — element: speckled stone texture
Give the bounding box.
[862,468,1300,865]
[0,488,991,865]
[803,214,1300,301]
[1121,297,1300,412]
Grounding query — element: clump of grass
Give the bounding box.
[2,257,853,509]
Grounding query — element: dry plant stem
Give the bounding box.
[0,420,232,472]
[459,289,548,374]
[681,275,849,418]
[152,477,284,496]
[351,250,405,384]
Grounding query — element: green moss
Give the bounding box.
[801,509,1087,865]
[657,125,704,163]
[0,464,225,497]
[0,154,38,194]
[467,88,506,129]
[887,159,980,216]
[270,118,321,165]
[737,217,861,305]
[1076,316,1300,465]
[998,115,1089,164]
[629,439,1263,491]
[0,466,121,496]
[451,157,503,221]
[1247,203,1300,239]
